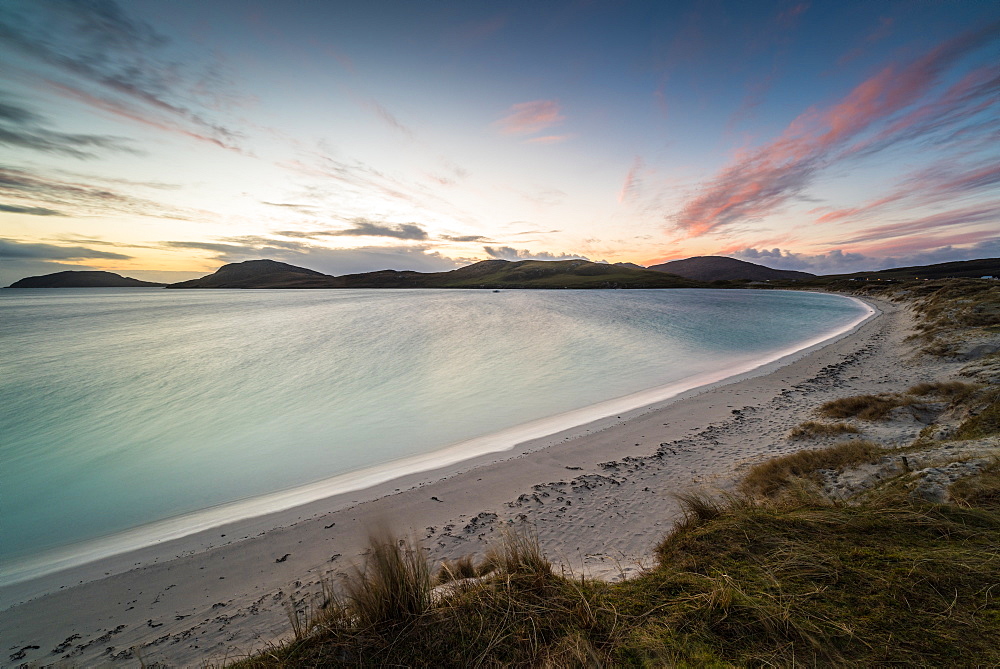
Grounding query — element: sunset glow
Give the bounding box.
[1,1,997,285]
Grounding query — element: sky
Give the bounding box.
[0,0,998,285]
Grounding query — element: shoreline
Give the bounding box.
[3,293,918,667]
[0,292,875,594]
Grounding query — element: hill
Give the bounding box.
[647,256,815,281]
[8,270,165,288]
[825,257,1000,281]
[166,259,332,288]
[414,259,700,289]
[168,258,702,289]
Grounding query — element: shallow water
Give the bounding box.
[0,288,867,579]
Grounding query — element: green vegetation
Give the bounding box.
[788,420,859,439]
[817,393,912,420]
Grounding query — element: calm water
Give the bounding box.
[0,288,869,580]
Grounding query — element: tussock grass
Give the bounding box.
[818,393,912,420]
[907,380,980,401]
[342,530,432,629]
[788,420,860,439]
[435,554,478,584]
[481,524,551,579]
[740,440,884,498]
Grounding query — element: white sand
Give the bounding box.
[3,294,947,666]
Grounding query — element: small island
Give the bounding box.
[9,271,165,288]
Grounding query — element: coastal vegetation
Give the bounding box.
[787,420,859,439]
[230,278,1000,667]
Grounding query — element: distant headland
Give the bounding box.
[6,255,999,289]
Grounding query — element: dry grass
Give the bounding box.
[740,440,884,498]
[907,380,980,402]
[481,524,551,579]
[817,394,912,420]
[788,420,860,439]
[235,464,1000,668]
[342,530,432,629]
[435,554,478,585]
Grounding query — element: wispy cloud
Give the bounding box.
[815,160,1000,225]
[483,245,588,261]
[0,0,246,150]
[617,157,644,204]
[495,100,565,136]
[0,203,63,215]
[0,166,190,219]
[0,237,130,260]
[830,203,1000,247]
[670,21,1000,237]
[363,98,413,138]
[0,92,136,158]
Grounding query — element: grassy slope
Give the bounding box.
[232,279,1000,667]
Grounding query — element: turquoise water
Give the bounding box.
[0,288,869,580]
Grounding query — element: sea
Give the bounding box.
[0,288,871,584]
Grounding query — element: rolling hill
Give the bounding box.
[167,258,701,289]
[647,256,815,281]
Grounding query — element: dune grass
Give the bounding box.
[907,380,980,401]
[817,393,912,420]
[235,468,1000,668]
[788,420,860,439]
[740,440,884,498]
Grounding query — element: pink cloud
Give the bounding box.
[525,134,572,144]
[617,157,644,204]
[832,203,1000,246]
[495,100,565,136]
[44,80,245,153]
[670,21,1000,238]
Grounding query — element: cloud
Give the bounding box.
[363,99,413,138]
[617,157,644,204]
[483,246,589,261]
[0,165,190,219]
[0,92,136,158]
[731,237,1000,274]
[442,234,490,242]
[330,219,429,240]
[525,134,572,144]
[830,203,1000,247]
[0,237,131,260]
[670,21,1000,237]
[0,0,245,150]
[0,203,63,215]
[815,160,1000,226]
[163,237,464,275]
[495,100,565,136]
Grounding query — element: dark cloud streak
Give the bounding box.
[0,237,130,260]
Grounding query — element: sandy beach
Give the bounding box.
[3,294,953,667]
